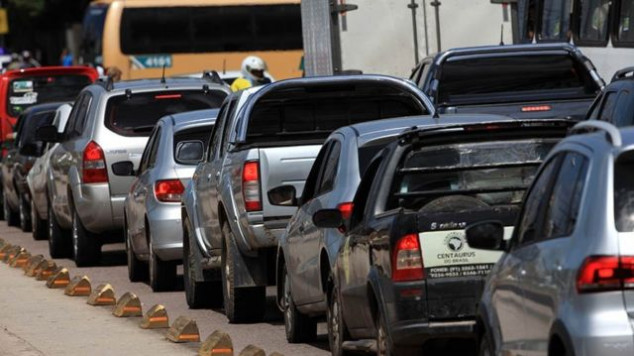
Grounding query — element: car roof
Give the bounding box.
[340,114,518,147]
[162,108,219,133]
[94,77,228,93]
[429,43,580,61]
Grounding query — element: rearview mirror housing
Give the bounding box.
[268,185,298,207]
[175,140,204,164]
[313,209,343,229]
[465,221,505,251]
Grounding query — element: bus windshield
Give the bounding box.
[119,5,302,54]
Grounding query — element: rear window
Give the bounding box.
[8,75,92,117]
[615,151,634,232]
[105,91,225,137]
[388,139,558,212]
[173,125,213,165]
[246,87,425,145]
[437,55,599,106]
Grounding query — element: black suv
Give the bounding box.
[586,67,634,126]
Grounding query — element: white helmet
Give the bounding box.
[241,55,267,82]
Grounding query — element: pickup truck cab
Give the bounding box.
[315,118,573,355]
[181,75,434,320]
[409,43,604,121]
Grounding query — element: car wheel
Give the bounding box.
[376,309,417,356]
[183,218,222,308]
[4,192,19,226]
[125,220,148,282]
[48,199,71,258]
[72,210,101,267]
[31,197,47,240]
[19,195,32,232]
[282,265,317,343]
[328,283,349,356]
[149,238,176,292]
[221,221,265,323]
[479,328,495,356]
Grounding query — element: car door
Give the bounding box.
[291,139,339,305]
[493,154,562,355]
[521,151,589,354]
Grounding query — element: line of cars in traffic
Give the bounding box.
[2,43,633,356]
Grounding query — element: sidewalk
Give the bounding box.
[0,264,195,356]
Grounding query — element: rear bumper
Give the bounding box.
[147,203,183,262]
[74,183,116,233]
[390,320,476,345]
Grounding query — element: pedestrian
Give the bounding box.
[6,53,21,70]
[230,55,271,92]
[60,48,73,66]
[20,50,40,68]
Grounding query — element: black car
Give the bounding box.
[586,66,634,127]
[1,102,64,231]
[313,118,574,355]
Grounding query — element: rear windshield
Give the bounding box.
[246,87,425,145]
[18,110,56,156]
[388,139,558,212]
[615,151,634,232]
[437,54,599,106]
[173,126,213,165]
[8,75,92,117]
[105,91,225,137]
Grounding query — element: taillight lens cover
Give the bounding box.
[577,255,634,293]
[242,161,261,211]
[154,179,185,202]
[392,233,424,282]
[82,141,108,184]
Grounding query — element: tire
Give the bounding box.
[72,210,101,267]
[149,238,177,292]
[125,219,148,282]
[31,197,47,240]
[221,222,266,323]
[48,199,71,258]
[479,328,495,356]
[183,218,222,308]
[282,265,317,343]
[376,309,418,356]
[328,283,349,356]
[4,192,19,226]
[19,195,32,232]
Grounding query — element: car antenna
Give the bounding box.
[499,24,504,45]
[160,64,166,84]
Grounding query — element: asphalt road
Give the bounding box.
[0,222,330,356]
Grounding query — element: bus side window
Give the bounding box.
[573,0,610,46]
[538,0,573,42]
[614,0,634,45]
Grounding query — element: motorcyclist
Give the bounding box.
[230,55,271,92]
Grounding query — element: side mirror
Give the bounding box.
[36,125,61,143]
[111,161,135,176]
[175,140,204,164]
[465,221,505,251]
[268,185,298,207]
[312,209,343,229]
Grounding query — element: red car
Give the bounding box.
[0,66,99,152]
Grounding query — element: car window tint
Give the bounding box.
[139,126,158,173]
[19,110,56,156]
[64,94,85,137]
[208,103,228,161]
[301,141,331,204]
[316,140,341,196]
[613,91,633,127]
[542,152,589,239]
[220,99,239,156]
[614,150,634,231]
[350,156,383,228]
[599,91,617,122]
[515,154,561,247]
[72,93,92,135]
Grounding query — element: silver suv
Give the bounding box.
[467,121,634,356]
[40,77,229,266]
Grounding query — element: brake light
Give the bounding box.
[521,105,552,112]
[155,94,182,100]
[154,179,184,202]
[577,256,634,293]
[337,202,354,220]
[242,161,261,211]
[392,233,424,282]
[82,141,108,183]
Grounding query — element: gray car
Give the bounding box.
[26,103,72,240]
[40,76,229,265]
[122,109,218,291]
[467,121,634,356]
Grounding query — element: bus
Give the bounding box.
[80,0,303,80]
[503,0,634,81]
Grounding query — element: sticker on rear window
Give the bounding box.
[12,80,33,93]
[419,227,513,278]
[9,92,38,105]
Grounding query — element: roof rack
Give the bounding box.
[571,121,622,147]
[611,66,634,82]
[96,76,114,91]
[201,70,224,85]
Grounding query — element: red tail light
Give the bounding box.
[577,256,634,293]
[392,233,424,282]
[242,161,261,211]
[154,179,185,202]
[337,202,354,220]
[82,141,108,183]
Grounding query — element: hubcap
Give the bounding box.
[72,216,79,258]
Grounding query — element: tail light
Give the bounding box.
[242,161,261,211]
[154,179,185,202]
[82,141,108,183]
[392,233,424,282]
[577,256,634,293]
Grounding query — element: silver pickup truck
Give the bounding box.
[181,75,434,322]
